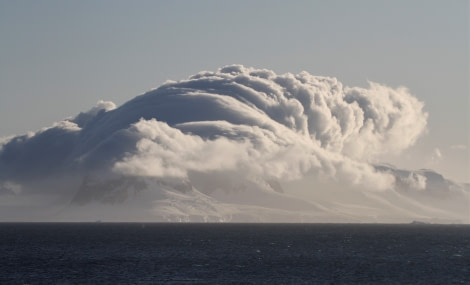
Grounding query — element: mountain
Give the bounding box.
[59,167,467,223]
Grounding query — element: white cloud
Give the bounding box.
[70,100,116,128]
[451,144,467,150]
[0,65,430,191]
[5,65,462,222]
[404,173,427,190]
[434,148,442,158]
[0,181,22,195]
[109,65,428,189]
[431,147,443,163]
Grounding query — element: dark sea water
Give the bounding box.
[1,223,469,284]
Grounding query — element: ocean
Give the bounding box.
[1,223,469,284]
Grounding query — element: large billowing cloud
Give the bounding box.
[2,65,466,223]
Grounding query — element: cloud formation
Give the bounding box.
[451,144,467,150]
[4,65,464,223]
[0,65,429,189]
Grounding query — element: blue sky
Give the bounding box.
[0,0,468,182]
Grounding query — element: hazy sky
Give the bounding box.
[0,0,468,182]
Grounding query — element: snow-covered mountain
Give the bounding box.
[60,167,468,223]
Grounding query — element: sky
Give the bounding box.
[0,0,468,183]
